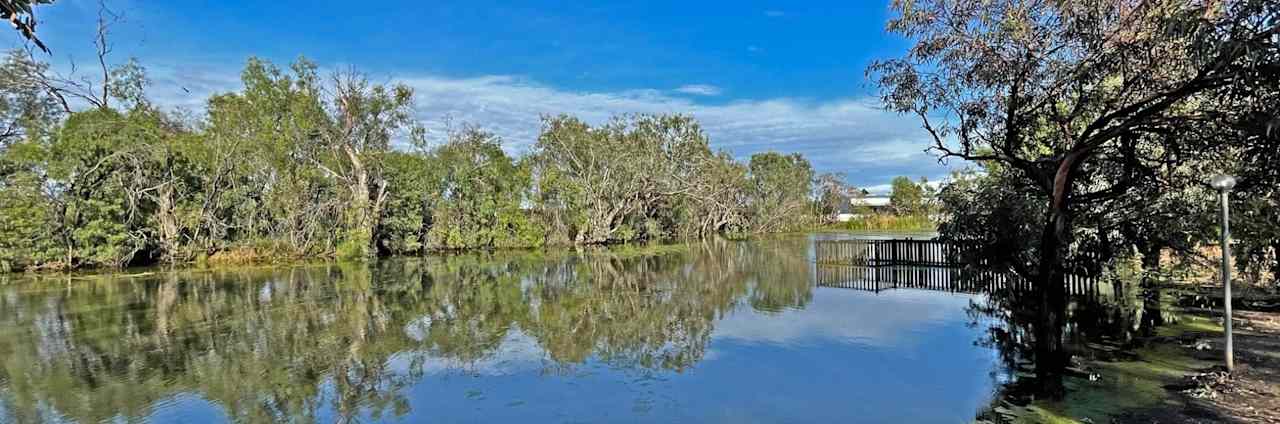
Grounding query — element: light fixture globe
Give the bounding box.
[1210,175,1237,191]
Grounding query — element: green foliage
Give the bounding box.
[0,51,60,146]
[337,228,374,261]
[378,151,436,254]
[889,176,935,216]
[426,127,543,249]
[746,152,815,233]
[528,115,818,245]
[0,52,822,272]
[844,214,935,232]
[937,168,1047,275]
[0,166,58,271]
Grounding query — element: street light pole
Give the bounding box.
[1211,175,1236,373]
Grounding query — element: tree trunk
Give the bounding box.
[1270,240,1280,286]
[1032,152,1086,399]
[342,146,378,259]
[1139,275,1165,336]
[420,198,435,253]
[156,183,179,262]
[1140,242,1161,273]
[1033,204,1070,398]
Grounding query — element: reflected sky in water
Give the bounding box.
[0,235,1000,423]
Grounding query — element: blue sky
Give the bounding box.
[14,0,959,191]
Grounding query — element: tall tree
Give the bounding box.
[746,152,814,233]
[814,172,853,222]
[313,70,416,259]
[425,126,542,249]
[531,114,715,244]
[202,58,333,254]
[889,176,927,216]
[873,0,1279,396]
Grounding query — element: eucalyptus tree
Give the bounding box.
[1225,35,1280,285]
[745,152,814,233]
[0,51,61,147]
[678,151,750,237]
[202,58,334,255]
[624,114,721,239]
[379,149,438,255]
[874,0,1279,395]
[0,25,180,269]
[889,176,929,216]
[531,114,717,244]
[316,70,416,260]
[425,126,542,249]
[814,172,853,222]
[0,50,61,271]
[1230,135,1280,285]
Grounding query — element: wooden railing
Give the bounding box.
[814,239,959,267]
[813,239,1102,296]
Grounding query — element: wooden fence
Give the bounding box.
[814,239,958,267]
[814,239,1102,296]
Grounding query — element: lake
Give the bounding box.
[0,233,1098,423]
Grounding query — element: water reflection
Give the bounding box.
[1,236,1014,423]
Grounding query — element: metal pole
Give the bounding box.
[1220,190,1234,372]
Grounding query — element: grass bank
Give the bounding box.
[841,214,937,232]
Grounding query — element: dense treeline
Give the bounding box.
[0,54,817,272]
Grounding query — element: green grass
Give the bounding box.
[842,214,937,232]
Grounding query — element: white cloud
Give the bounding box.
[394,75,955,186]
[674,84,723,96]
[764,10,786,17]
[139,63,956,188]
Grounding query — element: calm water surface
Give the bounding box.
[0,234,1008,423]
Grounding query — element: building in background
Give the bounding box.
[835,196,893,222]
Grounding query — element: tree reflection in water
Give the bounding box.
[964,262,1174,399]
[0,237,815,423]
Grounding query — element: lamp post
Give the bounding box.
[1210,174,1236,372]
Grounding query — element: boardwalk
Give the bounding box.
[815,239,974,268]
[814,239,1101,296]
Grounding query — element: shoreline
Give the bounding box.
[1,229,934,281]
[989,290,1280,424]
[0,236,728,282]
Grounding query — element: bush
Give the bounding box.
[207,239,305,265]
[336,229,374,262]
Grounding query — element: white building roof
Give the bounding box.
[850,196,892,207]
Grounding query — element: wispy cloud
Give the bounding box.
[764,10,786,18]
[141,63,956,188]
[674,84,723,96]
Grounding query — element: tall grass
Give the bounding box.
[843,214,937,232]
